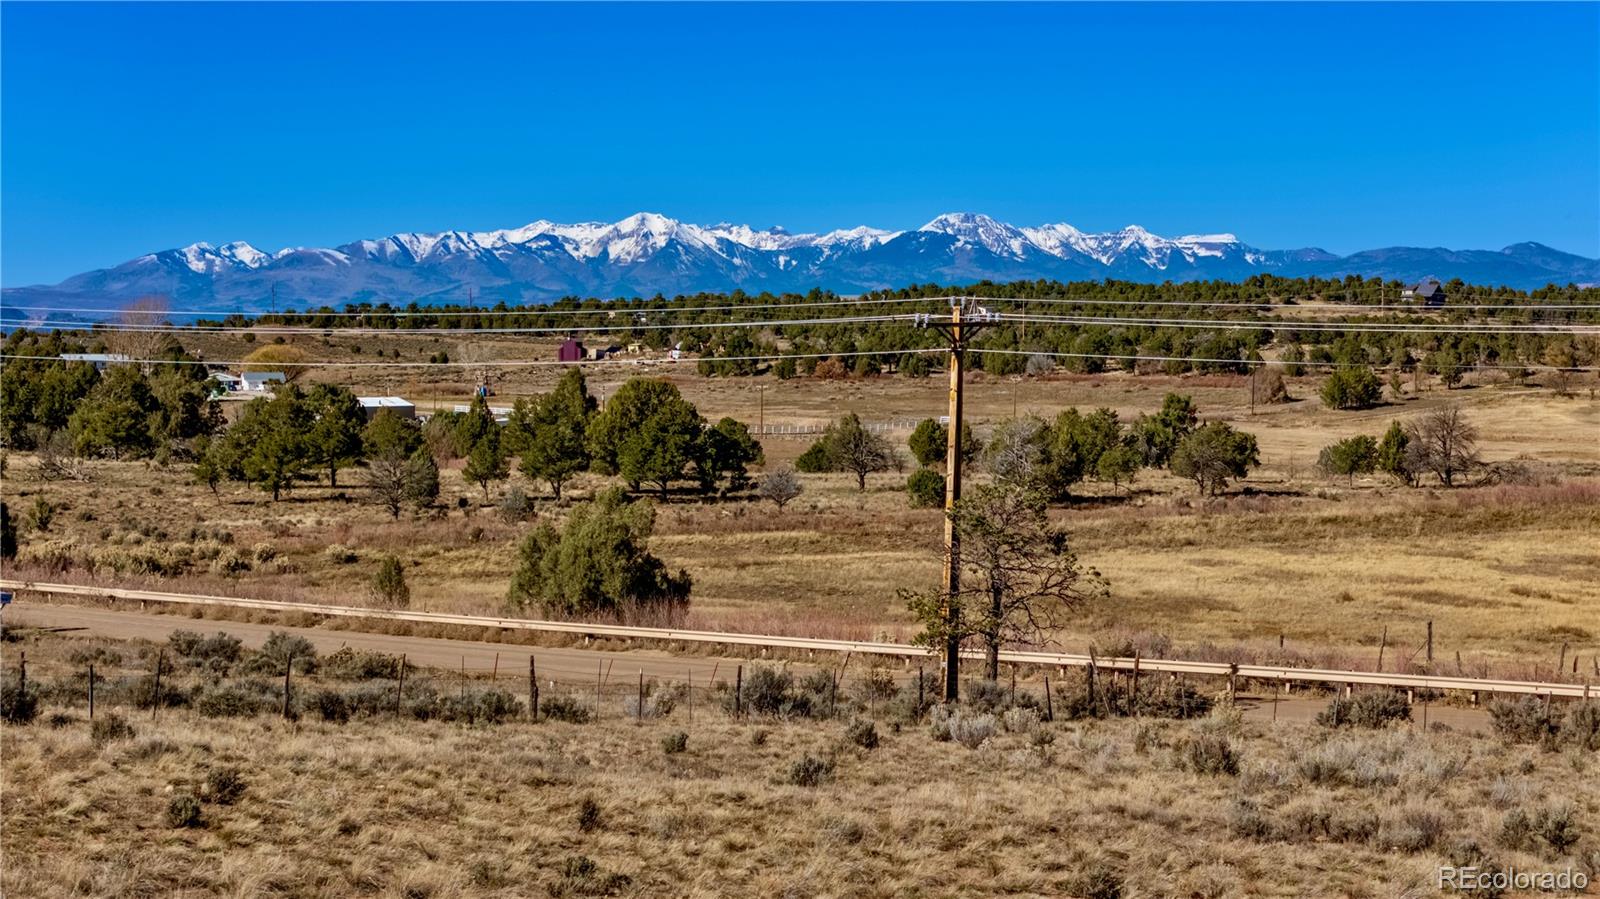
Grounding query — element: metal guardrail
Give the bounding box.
[3,580,1592,700]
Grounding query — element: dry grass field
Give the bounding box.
[3,629,1599,899]
[4,350,1598,675]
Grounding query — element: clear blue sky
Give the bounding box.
[3,2,1597,286]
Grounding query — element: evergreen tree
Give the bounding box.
[228,386,312,500]
[304,384,366,487]
[68,365,160,459]
[507,487,691,620]
[1095,443,1142,491]
[1129,393,1199,467]
[462,428,508,500]
[406,446,440,511]
[694,417,763,494]
[511,367,595,500]
[0,501,16,563]
[1320,366,1383,410]
[1376,421,1416,486]
[1170,422,1260,495]
[363,409,423,459]
[617,391,703,499]
[1317,435,1379,484]
[588,378,685,481]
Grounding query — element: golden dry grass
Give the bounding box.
[4,629,1598,898]
[4,361,1597,671]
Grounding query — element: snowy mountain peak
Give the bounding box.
[19,210,1590,313]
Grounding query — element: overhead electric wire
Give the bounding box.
[0,312,925,336]
[3,295,949,319]
[963,347,1595,373]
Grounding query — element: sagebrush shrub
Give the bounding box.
[661,732,688,755]
[845,719,879,750]
[787,754,835,787]
[166,794,203,829]
[1565,704,1600,752]
[311,689,351,723]
[1533,804,1581,854]
[549,856,630,898]
[90,713,135,745]
[1182,732,1240,776]
[1378,807,1445,853]
[0,678,40,724]
[539,695,591,724]
[194,683,272,718]
[929,706,997,749]
[203,767,247,805]
[1317,691,1412,729]
[1488,697,1562,746]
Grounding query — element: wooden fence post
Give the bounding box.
[1426,621,1434,664]
[916,667,925,720]
[1043,675,1053,723]
[1131,652,1142,713]
[87,663,95,719]
[150,649,164,720]
[529,655,538,721]
[637,670,645,722]
[1228,663,1238,703]
[282,652,294,719]
[734,665,743,718]
[396,654,407,716]
[1377,626,1388,672]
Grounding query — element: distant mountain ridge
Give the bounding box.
[5,211,1596,313]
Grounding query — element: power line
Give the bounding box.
[965,347,1596,373]
[4,295,947,319]
[0,312,921,336]
[992,312,1600,335]
[0,347,943,369]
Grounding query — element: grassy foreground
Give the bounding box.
[4,633,1599,898]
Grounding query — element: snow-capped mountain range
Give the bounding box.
[5,212,1596,313]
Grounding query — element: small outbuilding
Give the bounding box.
[1402,277,1446,307]
[557,339,585,363]
[59,353,130,371]
[358,396,416,421]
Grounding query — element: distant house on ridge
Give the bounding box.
[1402,277,1446,307]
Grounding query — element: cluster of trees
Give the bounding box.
[795,414,898,490]
[192,383,429,502]
[978,393,1256,498]
[1318,408,1481,487]
[186,369,765,508]
[0,331,220,460]
[201,277,1599,384]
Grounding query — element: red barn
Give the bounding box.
[557,338,585,363]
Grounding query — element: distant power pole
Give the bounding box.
[918,298,999,702]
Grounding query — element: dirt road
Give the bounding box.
[8,602,1493,730]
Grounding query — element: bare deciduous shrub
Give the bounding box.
[787,753,835,787]
[1000,706,1040,736]
[756,468,803,511]
[166,794,203,829]
[202,767,247,805]
[1316,691,1411,729]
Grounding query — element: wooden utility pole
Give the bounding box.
[920,299,998,702]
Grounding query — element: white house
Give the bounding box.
[211,373,248,393]
[358,396,417,421]
[240,372,285,392]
